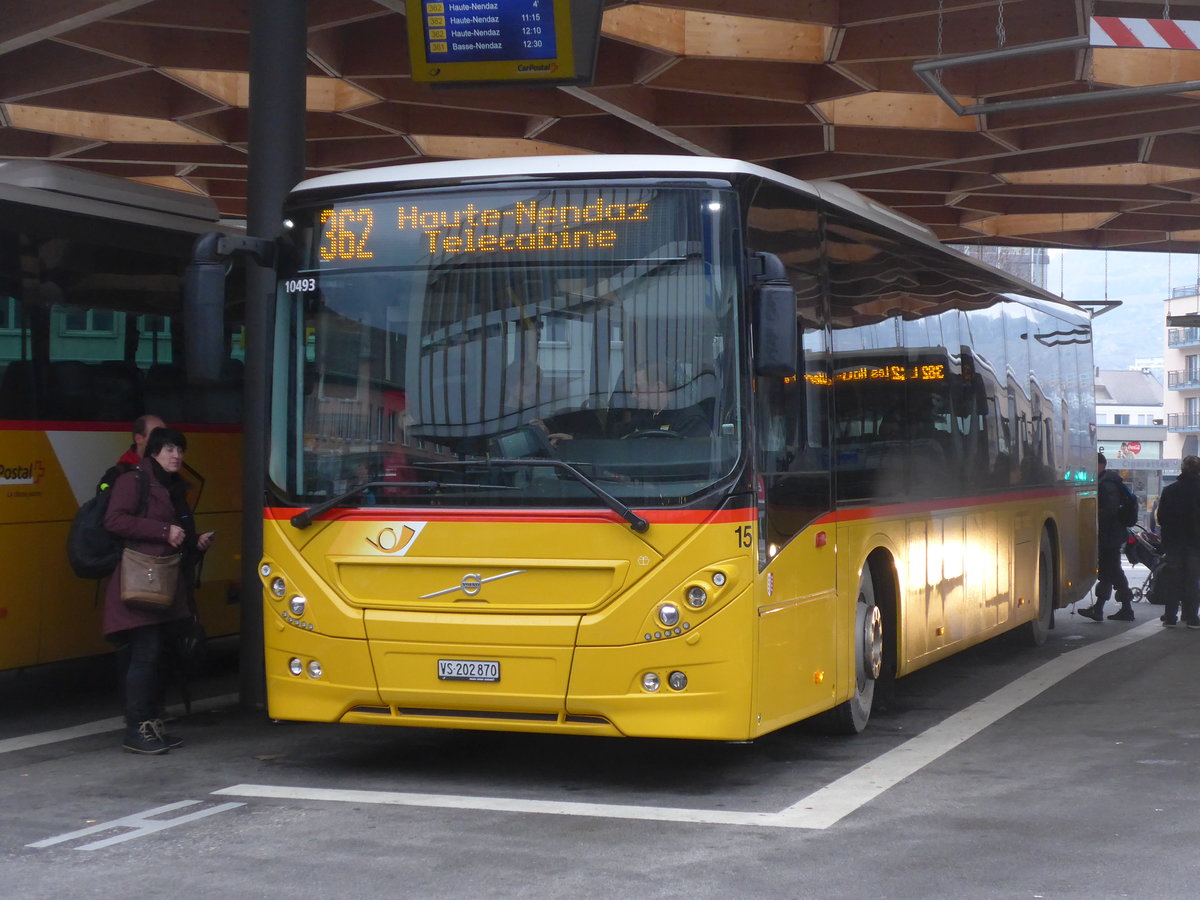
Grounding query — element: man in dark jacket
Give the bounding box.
[1079,452,1135,621]
[1155,454,1200,628]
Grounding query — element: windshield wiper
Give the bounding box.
[289,480,514,529]
[420,459,650,533]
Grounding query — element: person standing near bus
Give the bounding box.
[1079,452,1135,622]
[98,413,165,492]
[1155,455,1200,628]
[103,427,216,754]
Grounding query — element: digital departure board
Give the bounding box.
[406,0,592,85]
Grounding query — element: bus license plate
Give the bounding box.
[437,659,500,682]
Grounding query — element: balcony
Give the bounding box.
[1168,369,1200,390]
[1168,328,1200,348]
[1168,413,1200,432]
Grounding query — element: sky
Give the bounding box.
[1046,249,1193,373]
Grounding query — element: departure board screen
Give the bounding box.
[406,0,577,83]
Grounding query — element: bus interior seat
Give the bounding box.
[144,362,187,423]
[0,360,36,418]
[94,361,143,422]
[47,360,94,420]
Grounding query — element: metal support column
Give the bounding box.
[240,0,308,709]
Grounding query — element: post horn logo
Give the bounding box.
[365,522,426,555]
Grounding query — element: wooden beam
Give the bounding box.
[0,0,152,54]
[3,103,219,143]
[602,6,831,62]
[816,92,978,130]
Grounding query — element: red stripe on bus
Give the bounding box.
[829,485,1086,523]
[266,485,1085,527]
[265,506,757,525]
[0,420,242,433]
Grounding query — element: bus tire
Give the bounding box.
[1018,529,1056,647]
[821,564,884,734]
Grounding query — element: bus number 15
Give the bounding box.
[735,525,753,548]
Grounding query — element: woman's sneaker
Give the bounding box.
[123,721,169,755]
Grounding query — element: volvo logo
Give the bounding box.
[420,569,525,599]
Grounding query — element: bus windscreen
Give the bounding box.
[272,183,745,509]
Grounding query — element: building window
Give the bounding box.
[61,307,116,335]
[1114,414,1130,425]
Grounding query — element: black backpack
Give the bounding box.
[66,468,149,579]
[1117,483,1139,528]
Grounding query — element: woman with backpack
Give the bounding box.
[102,426,215,755]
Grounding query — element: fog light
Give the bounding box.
[260,563,272,577]
[712,572,726,587]
[641,672,661,692]
[271,577,286,598]
[658,603,680,628]
[668,671,688,691]
[288,595,307,617]
[685,586,708,608]
[288,657,303,676]
[307,659,323,679]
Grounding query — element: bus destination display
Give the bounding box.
[406,0,576,84]
[314,195,656,263]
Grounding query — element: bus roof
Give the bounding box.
[0,160,223,233]
[290,154,1085,317]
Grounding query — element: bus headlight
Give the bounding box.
[270,577,287,599]
[668,671,688,691]
[288,595,307,617]
[658,603,680,628]
[307,660,323,679]
[260,563,272,577]
[288,657,303,676]
[685,586,708,608]
[642,672,661,692]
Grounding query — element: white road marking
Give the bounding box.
[215,618,1164,830]
[0,694,238,756]
[27,799,244,851]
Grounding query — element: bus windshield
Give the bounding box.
[271,181,743,510]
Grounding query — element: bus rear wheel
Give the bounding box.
[822,566,883,734]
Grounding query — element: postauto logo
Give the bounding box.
[0,460,45,485]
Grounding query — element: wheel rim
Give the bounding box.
[857,596,883,683]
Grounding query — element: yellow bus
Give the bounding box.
[0,162,243,672]
[259,156,1095,739]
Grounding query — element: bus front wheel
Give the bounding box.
[822,565,884,734]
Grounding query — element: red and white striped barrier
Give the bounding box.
[1090,16,1200,49]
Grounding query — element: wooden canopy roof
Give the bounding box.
[4,0,1200,251]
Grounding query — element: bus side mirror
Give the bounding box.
[183,231,277,383]
[183,233,228,384]
[751,252,798,378]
